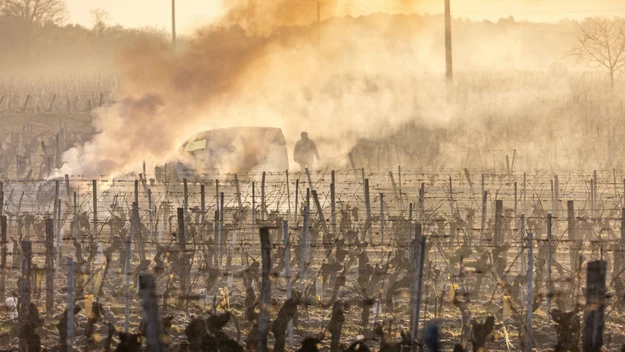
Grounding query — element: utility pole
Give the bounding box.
[172,0,177,49]
[444,0,453,101]
[317,2,320,47]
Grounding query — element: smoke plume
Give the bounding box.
[58,0,580,177]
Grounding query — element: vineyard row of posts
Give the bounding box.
[0,167,622,350]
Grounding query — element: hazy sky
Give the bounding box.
[65,0,625,34]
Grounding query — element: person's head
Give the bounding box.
[301,131,309,139]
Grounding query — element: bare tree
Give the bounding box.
[1,0,67,57]
[90,8,110,36]
[569,17,625,90]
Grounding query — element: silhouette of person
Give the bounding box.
[293,131,320,171]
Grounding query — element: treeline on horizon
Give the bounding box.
[0,8,617,77]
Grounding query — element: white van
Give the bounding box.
[155,127,288,182]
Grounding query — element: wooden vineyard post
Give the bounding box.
[183,178,188,215]
[148,189,154,246]
[481,173,485,205]
[54,180,59,233]
[252,182,256,238]
[92,180,97,240]
[410,228,426,352]
[331,170,336,235]
[525,232,533,352]
[514,181,518,236]
[282,220,293,348]
[554,175,560,230]
[614,169,618,200]
[134,179,139,209]
[124,235,131,334]
[614,207,625,278]
[0,216,5,302]
[311,190,328,242]
[380,193,385,245]
[590,178,594,220]
[593,170,598,218]
[550,180,555,217]
[364,179,372,229]
[67,257,74,350]
[520,214,526,275]
[200,185,205,237]
[55,133,60,168]
[139,274,164,352]
[235,175,243,213]
[294,180,299,226]
[300,203,310,290]
[567,201,580,272]
[481,191,487,242]
[177,208,187,303]
[65,174,71,198]
[261,171,266,221]
[0,182,3,217]
[494,200,503,244]
[286,171,291,221]
[56,199,62,273]
[18,241,32,352]
[214,211,219,267]
[73,192,77,237]
[583,261,606,352]
[258,227,271,352]
[219,192,225,265]
[398,166,404,214]
[449,176,455,221]
[523,172,527,216]
[419,183,424,225]
[408,203,413,245]
[546,214,552,325]
[45,219,54,317]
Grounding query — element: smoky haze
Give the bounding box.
[51,0,617,177]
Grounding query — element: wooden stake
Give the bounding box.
[495,200,503,244]
[380,192,385,245]
[134,179,139,209]
[583,261,606,352]
[0,216,5,302]
[568,201,579,271]
[481,191,488,242]
[183,178,188,214]
[65,174,71,198]
[282,220,293,348]
[525,232,533,352]
[419,183,425,226]
[261,171,266,221]
[546,214,552,325]
[18,241,32,352]
[285,171,291,221]
[92,180,97,239]
[67,257,74,350]
[177,208,187,301]
[139,274,164,352]
[331,170,336,235]
[410,229,426,352]
[200,185,205,237]
[294,180,299,226]
[258,227,271,352]
[252,182,256,237]
[123,234,131,334]
[45,219,54,317]
[300,204,310,290]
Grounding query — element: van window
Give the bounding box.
[184,139,206,153]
